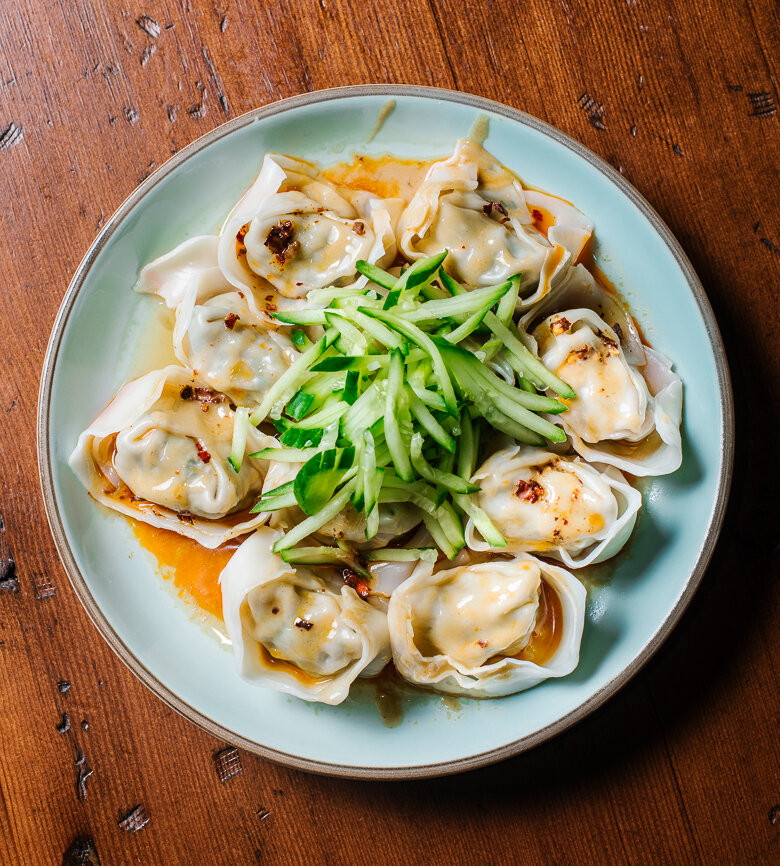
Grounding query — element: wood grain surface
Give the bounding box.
[1,0,778,863]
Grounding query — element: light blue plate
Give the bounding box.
[37,86,733,779]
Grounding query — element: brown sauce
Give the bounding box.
[513,579,563,665]
[595,428,664,461]
[132,520,242,621]
[369,665,407,728]
[256,643,330,687]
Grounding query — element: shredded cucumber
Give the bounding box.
[248,246,578,558]
[364,548,438,563]
[227,407,250,473]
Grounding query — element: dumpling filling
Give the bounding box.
[467,446,642,568]
[220,528,391,704]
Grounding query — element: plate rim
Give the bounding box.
[37,83,734,780]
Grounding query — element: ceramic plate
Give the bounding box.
[38,86,733,779]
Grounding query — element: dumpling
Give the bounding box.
[388,553,586,697]
[398,139,592,306]
[521,263,646,366]
[534,307,683,476]
[136,235,298,404]
[172,290,297,406]
[467,446,641,568]
[218,153,397,299]
[69,365,276,548]
[260,456,421,549]
[220,528,391,704]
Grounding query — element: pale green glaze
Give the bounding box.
[38,87,732,779]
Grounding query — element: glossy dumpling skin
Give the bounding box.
[136,235,298,404]
[535,307,683,476]
[220,528,391,705]
[388,553,586,697]
[468,446,642,568]
[398,139,592,306]
[175,291,297,406]
[218,153,397,299]
[69,365,275,548]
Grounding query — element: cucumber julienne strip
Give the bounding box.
[452,492,507,548]
[290,328,311,349]
[407,387,456,452]
[410,433,479,494]
[443,308,489,344]
[279,426,323,448]
[483,312,575,399]
[227,407,250,473]
[250,329,338,425]
[250,446,319,462]
[272,480,357,554]
[404,280,512,323]
[432,338,567,442]
[272,309,328,326]
[384,349,413,481]
[355,260,396,290]
[359,307,457,414]
[250,481,298,513]
[325,311,368,354]
[421,501,466,560]
[393,251,448,293]
[285,390,314,420]
[280,546,353,565]
[496,276,521,324]
[438,269,467,296]
[294,447,357,515]
[364,548,438,563]
[456,411,479,481]
[327,308,405,350]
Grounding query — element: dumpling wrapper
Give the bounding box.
[69,365,276,549]
[218,153,397,299]
[220,528,391,705]
[467,446,642,568]
[388,553,586,697]
[398,139,592,307]
[535,307,683,477]
[521,263,646,366]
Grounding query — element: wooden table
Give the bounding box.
[1,1,777,863]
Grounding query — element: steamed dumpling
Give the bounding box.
[398,139,592,306]
[220,528,391,704]
[388,553,586,697]
[534,308,683,476]
[467,446,641,568]
[218,153,397,299]
[136,235,298,403]
[175,290,297,406]
[69,365,275,548]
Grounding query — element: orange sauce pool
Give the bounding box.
[322,155,433,203]
[132,520,244,621]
